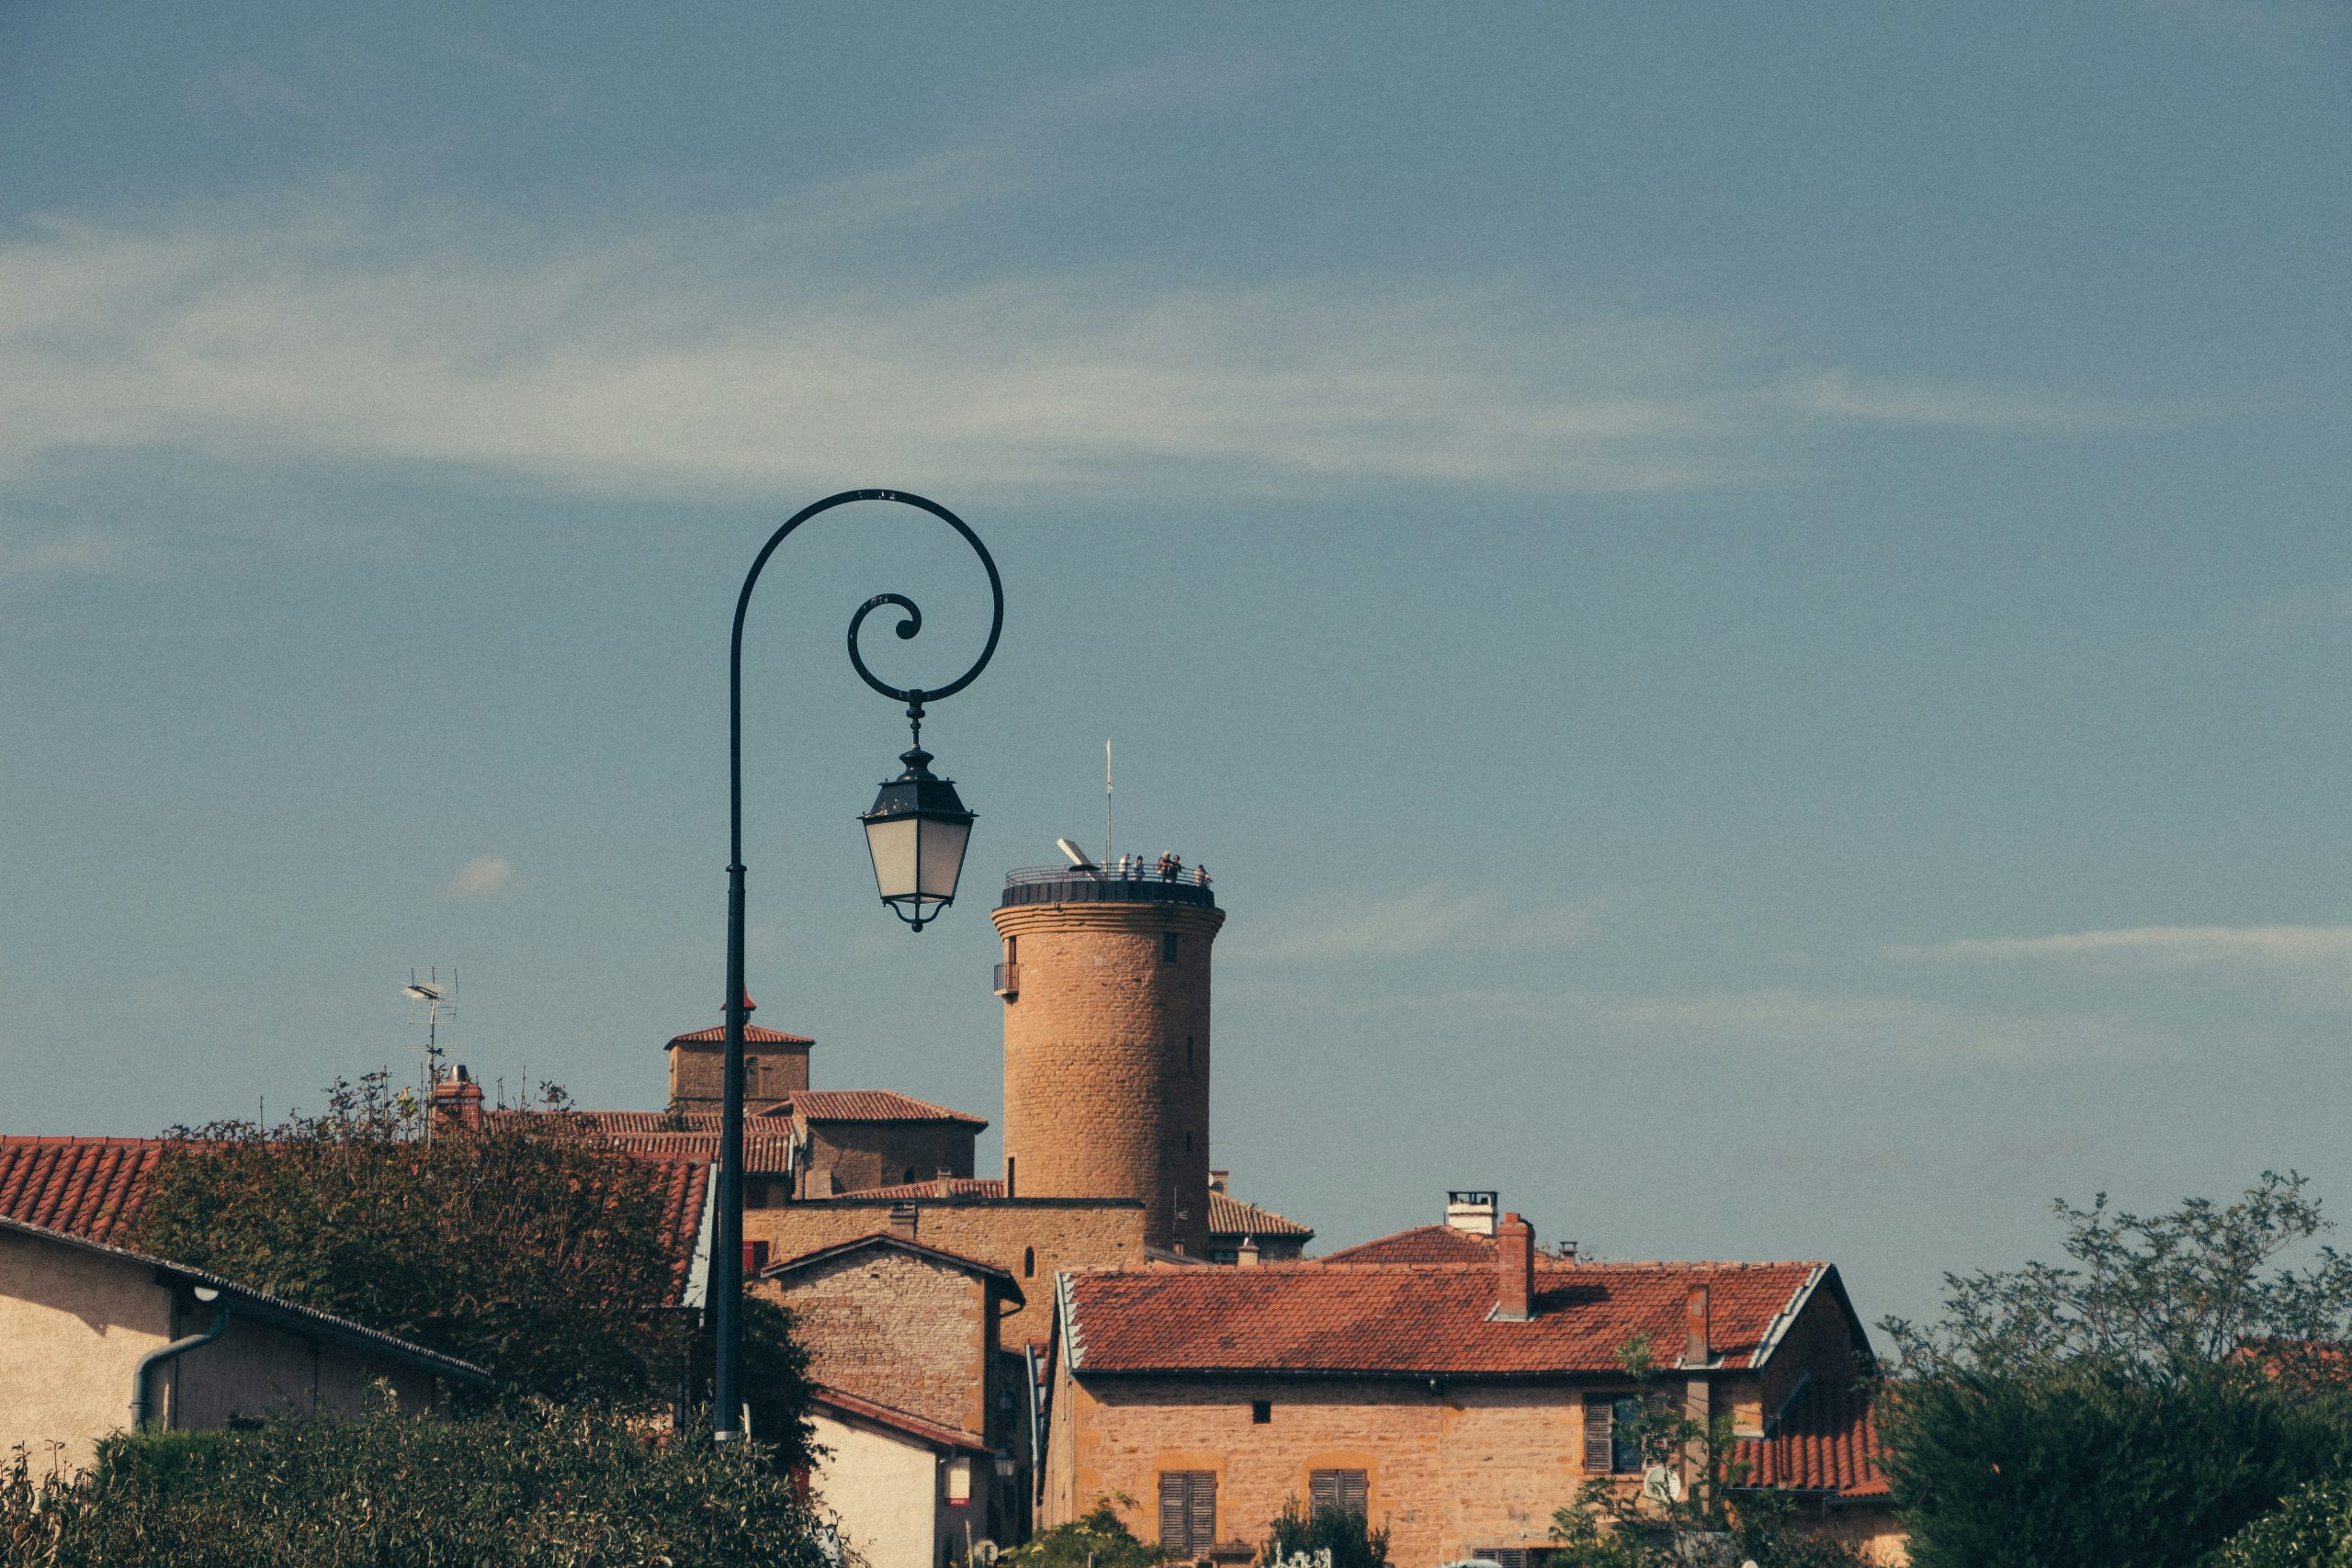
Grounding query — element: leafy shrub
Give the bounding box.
[2209,1474,2352,1567]
[1258,1496,1392,1568]
[0,1400,829,1568]
[1880,1364,2352,1568]
[999,1495,1170,1568]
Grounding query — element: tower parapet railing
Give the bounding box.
[999,863,1217,910]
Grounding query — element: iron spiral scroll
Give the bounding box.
[729,488,1006,776]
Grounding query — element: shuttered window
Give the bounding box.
[1158,1471,1216,1551]
[1583,1393,1643,1473]
[1307,1468,1368,1515]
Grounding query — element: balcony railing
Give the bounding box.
[1000,863,1217,910]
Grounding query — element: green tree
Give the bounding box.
[1880,1171,2352,1382]
[130,1073,812,1469]
[1548,1337,1868,1568]
[1875,1173,2352,1568]
[1257,1496,1392,1568]
[2,1398,829,1568]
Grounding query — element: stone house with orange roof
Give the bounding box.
[1037,1204,1898,1565]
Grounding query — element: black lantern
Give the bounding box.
[858,745,976,930]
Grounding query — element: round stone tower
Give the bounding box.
[992,861,1224,1256]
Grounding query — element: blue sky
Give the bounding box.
[4,2,2348,1329]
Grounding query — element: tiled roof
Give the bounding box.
[0,1136,161,1246]
[1738,1381,1888,1498]
[653,1157,712,1304]
[809,1384,992,1455]
[482,1112,797,1177]
[1207,1190,1313,1240]
[667,1024,813,1045]
[1318,1224,1498,1264]
[1062,1260,1833,1376]
[763,1231,1023,1303]
[848,1177,1007,1200]
[781,1089,986,1126]
[1,1213,492,1388]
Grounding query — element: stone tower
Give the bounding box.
[991,861,1224,1256]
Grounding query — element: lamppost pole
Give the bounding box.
[715,489,1002,1443]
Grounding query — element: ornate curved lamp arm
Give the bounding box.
[714,488,1002,1443]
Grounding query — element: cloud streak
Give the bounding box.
[1891,924,2352,972]
[0,186,2197,510]
[445,855,514,897]
[1255,886,1598,962]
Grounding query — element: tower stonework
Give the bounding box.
[992,868,1224,1257]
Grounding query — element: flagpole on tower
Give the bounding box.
[1104,739,1114,868]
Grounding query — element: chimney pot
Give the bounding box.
[1209,1169,1230,1193]
[1686,1283,1712,1366]
[1495,1212,1534,1322]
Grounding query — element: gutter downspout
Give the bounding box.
[131,1293,232,1432]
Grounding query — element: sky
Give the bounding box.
[4,2,2349,1333]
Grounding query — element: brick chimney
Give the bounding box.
[430,1065,484,1131]
[888,1201,919,1241]
[1685,1283,1712,1366]
[1494,1211,1534,1322]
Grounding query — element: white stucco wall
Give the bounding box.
[810,1411,945,1568]
[0,1229,173,1476]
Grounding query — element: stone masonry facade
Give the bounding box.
[744,1196,1147,1346]
[993,900,1226,1257]
[758,1247,996,1440]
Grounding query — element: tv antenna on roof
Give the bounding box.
[404,966,458,1084]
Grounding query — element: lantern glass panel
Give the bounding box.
[863,814,921,903]
[917,815,971,904]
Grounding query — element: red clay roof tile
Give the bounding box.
[781,1090,986,1126]
[1063,1259,1830,1376]
[1208,1190,1313,1240]
[1737,1381,1887,1497]
[667,1024,813,1045]
[0,1136,162,1246]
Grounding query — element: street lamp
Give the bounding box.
[716,489,1002,1443]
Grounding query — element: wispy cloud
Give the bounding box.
[1256,886,1598,962]
[1782,369,2206,434]
[1600,987,2136,1065]
[445,855,514,897]
[0,527,130,579]
[1891,924,2352,973]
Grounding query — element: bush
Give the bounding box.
[2210,1475,2352,1567]
[1880,1364,2352,1568]
[999,1495,1170,1568]
[1258,1497,1391,1568]
[0,1399,829,1568]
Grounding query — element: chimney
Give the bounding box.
[1446,1190,1498,1236]
[1209,1169,1230,1194]
[1237,1236,1261,1268]
[934,1168,953,1199]
[888,1201,919,1241]
[430,1065,484,1131]
[1685,1283,1712,1366]
[1494,1212,1534,1322]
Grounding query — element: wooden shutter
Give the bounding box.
[1188,1472,1216,1549]
[1309,1469,1367,1514]
[1159,1472,1215,1551]
[1159,1472,1187,1546]
[1583,1394,1614,1472]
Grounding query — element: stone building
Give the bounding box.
[754,1233,1028,1566]
[1036,1204,1900,1564]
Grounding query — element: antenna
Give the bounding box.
[404,966,458,1096]
[1104,739,1114,867]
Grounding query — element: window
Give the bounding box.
[1583,1393,1643,1474]
[904,1167,919,1183]
[1023,1247,1035,1278]
[1308,1469,1368,1515]
[1162,931,1180,964]
[1158,1471,1216,1551]
[1250,1400,1272,1424]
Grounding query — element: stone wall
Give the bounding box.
[666,1039,810,1114]
[763,1247,991,1439]
[807,1121,977,1197]
[745,1197,1147,1345]
[993,901,1225,1257]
